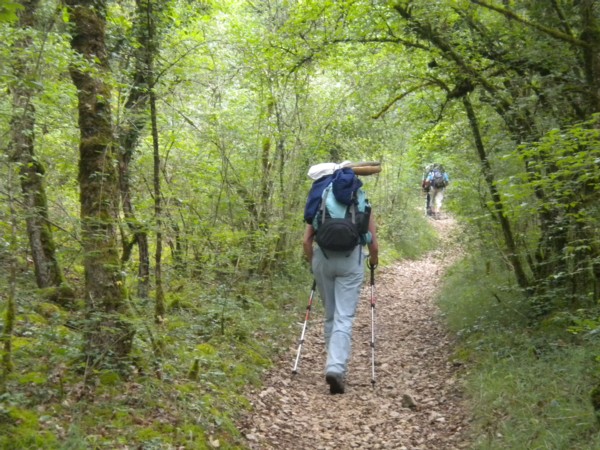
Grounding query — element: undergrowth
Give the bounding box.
[438,254,600,449]
[380,199,438,261]
[0,269,307,449]
[0,211,438,449]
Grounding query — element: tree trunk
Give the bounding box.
[117,0,155,299]
[9,0,73,306]
[463,96,530,291]
[143,0,166,322]
[1,172,18,393]
[579,0,600,113]
[151,86,166,323]
[65,0,134,365]
[118,124,150,298]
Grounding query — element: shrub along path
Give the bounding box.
[239,216,471,449]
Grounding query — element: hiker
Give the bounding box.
[423,164,449,219]
[303,167,379,394]
[421,164,434,216]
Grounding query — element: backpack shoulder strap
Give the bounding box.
[320,187,330,224]
[349,190,357,223]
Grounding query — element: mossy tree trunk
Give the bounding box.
[143,0,166,322]
[65,0,134,365]
[9,0,73,306]
[0,172,18,393]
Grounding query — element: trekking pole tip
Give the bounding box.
[292,369,298,375]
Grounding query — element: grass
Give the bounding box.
[380,201,439,260]
[438,254,600,450]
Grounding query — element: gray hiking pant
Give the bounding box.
[312,245,365,376]
[430,186,445,213]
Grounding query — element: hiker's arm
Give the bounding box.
[422,172,431,190]
[303,224,315,263]
[367,214,379,267]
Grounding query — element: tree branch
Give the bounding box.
[327,36,430,51]
[470,0,591,48]
[550,0,573,37]
[372,82,437,119]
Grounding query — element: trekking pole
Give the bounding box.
[292,280,317,375]
[369,262,377,387]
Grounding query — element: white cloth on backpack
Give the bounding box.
[307,161,352,180]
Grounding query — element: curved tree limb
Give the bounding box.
[470,0,591,48]
[372,82,437,119]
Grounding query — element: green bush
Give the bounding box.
[439,255,600,449]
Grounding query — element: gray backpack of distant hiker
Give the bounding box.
[431,168,448,189]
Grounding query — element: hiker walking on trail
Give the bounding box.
[303,166,379,395]
[422,164,449,220]
[421,164,434,216]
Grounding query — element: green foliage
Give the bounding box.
[379,194,438,260]
[3,0,600,447]
[0,271,299,448]
[0,1,22,24]
[440,253,529,337]
[439,255,600,449]
[0,406,59,450]
[467,347,600,450]
[499,115,600,310]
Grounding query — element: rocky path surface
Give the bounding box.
[239,216,471,449]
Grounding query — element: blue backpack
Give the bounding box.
[307,169,371,252]
[304,174,334,224]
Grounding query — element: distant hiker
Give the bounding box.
[422,164,449,219]
[421,164,434,216]
[303,166,379,395]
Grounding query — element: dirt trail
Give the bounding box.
[239,216,471,449]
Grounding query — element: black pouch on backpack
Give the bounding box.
[355,204,371,234]
[315,218,361,252]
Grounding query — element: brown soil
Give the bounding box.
[239,216,472,449]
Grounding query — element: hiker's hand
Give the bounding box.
[303,252,313,273]
[303,250,312,264]
[368,257,378,270]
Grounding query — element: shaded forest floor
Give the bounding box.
[238,215,472,449]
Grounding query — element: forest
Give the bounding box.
[1,0,599,448]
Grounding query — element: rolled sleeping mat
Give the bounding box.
[347,161,381,168]
[307,161,382,179]
[352,165,382,175]
[348,161,382,175]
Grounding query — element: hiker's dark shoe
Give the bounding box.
[326,373,345,394]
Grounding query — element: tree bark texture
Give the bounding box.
[66,0,134,362]
[579,0,600,113]
[1,174,19,392]
[151,85,166,323]
[10,0,71,305]
[142,0,166,322]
